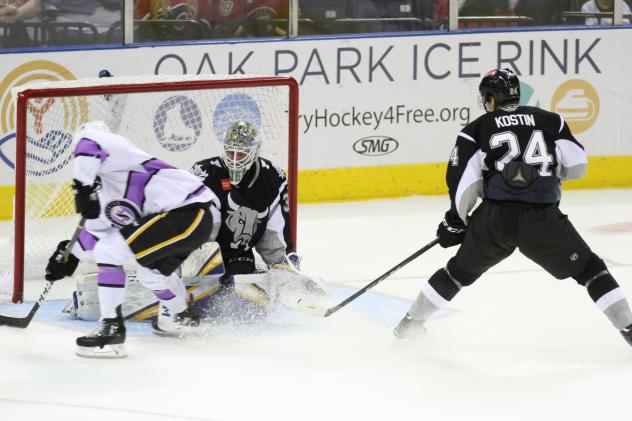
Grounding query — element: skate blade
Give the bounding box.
[76,344,128,358]
[152,324,201,338]
[152,328,200,338]
[393,325,428,340]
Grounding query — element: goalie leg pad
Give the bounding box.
[70,272,101,321]
[203,279,270,322]
[180,242,225,278]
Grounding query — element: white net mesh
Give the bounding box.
[3,75,295,300]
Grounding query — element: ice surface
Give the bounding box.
[1,189,631,421]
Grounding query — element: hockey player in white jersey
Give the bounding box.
[45,121,220,358]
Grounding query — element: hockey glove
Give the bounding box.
[45,240,80,281]
[270,253,302,272]
[437,210,467,248]
[72,179,100,219]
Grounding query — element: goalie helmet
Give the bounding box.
[479,68,520,111]
[220,121,260,185]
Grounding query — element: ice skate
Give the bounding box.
[76,306,127,358]
[393,313,427,339]
[620,324,632,347]
[152,297,201,337]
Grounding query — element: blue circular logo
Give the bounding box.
[153,95,203,152]
[26,130,73,177]
[213,93,261,144]
[0,132,15,169]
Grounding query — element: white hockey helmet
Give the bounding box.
[220,121,260,185]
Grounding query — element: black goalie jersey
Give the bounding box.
[447,105,588,224]
[190,157,293,274]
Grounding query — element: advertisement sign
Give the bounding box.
[0,28,631,197]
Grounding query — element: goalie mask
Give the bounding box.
[220,121,260,185]
[479,68,520,112]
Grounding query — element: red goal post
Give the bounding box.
[7,74,299,303]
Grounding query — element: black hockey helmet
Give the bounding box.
[479,68,520,110]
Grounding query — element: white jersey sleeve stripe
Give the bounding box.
[458,132,476,144]
[72,155,101,186]
[555,138,588,180]
[454,150,485,223]
[254,180,289,265]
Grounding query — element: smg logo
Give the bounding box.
[352,136,399,156]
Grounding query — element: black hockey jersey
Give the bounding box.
[447,106,588,223]
[190,156,292,270]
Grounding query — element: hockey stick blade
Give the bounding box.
[0,281,53,328]
[294,238,440,318]
[0,217,85,328]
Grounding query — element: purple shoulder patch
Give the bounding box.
[74,138,109,163]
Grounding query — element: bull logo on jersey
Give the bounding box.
[225,194,269,250]
[105,200,142,228]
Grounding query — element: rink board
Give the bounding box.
[1,27,632,215]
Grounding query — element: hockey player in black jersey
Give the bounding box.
[394,69,632,348]
[191,121,293,275]
[188,121,326,315]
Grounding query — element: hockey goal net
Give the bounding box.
[2,74,299,303]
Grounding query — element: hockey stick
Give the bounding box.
[295,238,440,317]
[0,217,86,328]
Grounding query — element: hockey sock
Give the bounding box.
[158,294,187,318]
[156,273,188,317]
[97,265,126,319]
[409,267,461,321]
[575,256,632,331]
[586,273,632,331]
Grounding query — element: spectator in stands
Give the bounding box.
[133,0,212,41]
[581,0,630,25]
[0,0,28,22]
[0,0,121,44]
[135,0,209,21]
[0,0,37,47]
[209,0,289,38]
[513,0,572,25]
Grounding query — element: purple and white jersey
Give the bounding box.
[71,123,218,256]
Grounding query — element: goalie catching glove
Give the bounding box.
[45,240,80,281]
[270,253,302,272]
[268,253,330,298]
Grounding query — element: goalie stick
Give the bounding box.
[0,217,86,328]
[295,238,440,317]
